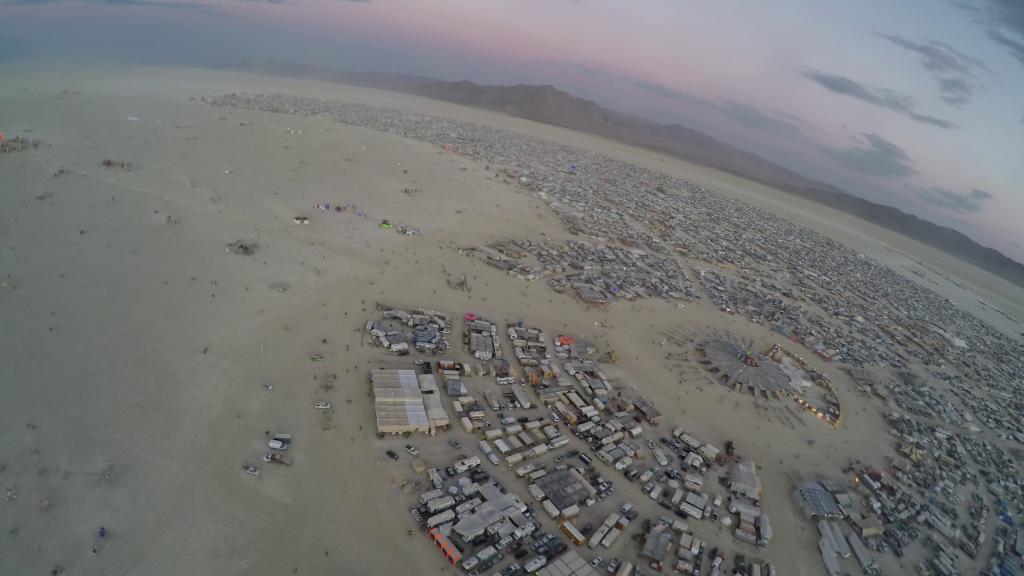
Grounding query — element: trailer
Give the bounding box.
[679,502,705,520]
[427,509,456,528]
[515,463,538,478]
[548,436,570,450]
[671,489,684,507]
[456,497,482,515]
[653,448,669,467]
[527,469,548,481]
[419,488,445,505]
[600,527,622,548]
[589,512,621,549]
[543,500,560,518]
[426,495,456,514]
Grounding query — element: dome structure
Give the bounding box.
[698,339,795,397]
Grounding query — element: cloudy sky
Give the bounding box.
[3,0,1023,259]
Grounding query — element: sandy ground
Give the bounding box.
[0,65,1019,576]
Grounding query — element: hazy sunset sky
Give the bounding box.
[3,0,1022,258]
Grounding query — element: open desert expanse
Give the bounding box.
[1,65,1021,576]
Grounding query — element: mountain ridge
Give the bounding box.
[223,63,1024,288]
[407,80,1024,288]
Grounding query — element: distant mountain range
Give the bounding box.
[227,63,1024,288]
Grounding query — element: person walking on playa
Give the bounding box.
[92,526,106,554]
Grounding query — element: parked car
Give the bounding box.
[404,445,419,456]
[263,452,293,465]
[386,450,399,460]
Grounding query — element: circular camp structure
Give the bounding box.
[697,339,795,398]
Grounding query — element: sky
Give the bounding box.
[2,0,1023,260]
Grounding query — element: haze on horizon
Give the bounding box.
[3,0,1023,260]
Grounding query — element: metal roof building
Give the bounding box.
[792,481,842,519]
[452,482,526,542]
[729,460,763,502]
[536,550,599,576]
[641,528,674,563]
[418,373,450,430]
[533,469,596,512]
[372,369,430,434]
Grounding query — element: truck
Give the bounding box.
[428,468,444,490]
[268,433,291,451]
[262,452,293,465]
[454,456,482,474]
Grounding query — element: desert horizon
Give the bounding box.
[2,62,1022,576]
